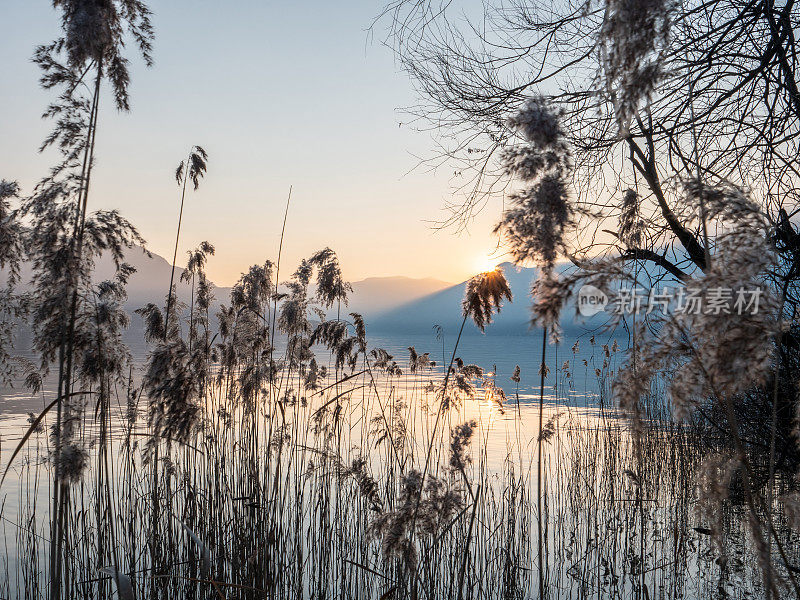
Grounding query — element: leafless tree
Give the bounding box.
[378,0,800,293]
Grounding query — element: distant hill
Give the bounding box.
[99,246,233,311]
[110,251,452,319]
[4,246,453,321]
[5,247,668,346]
[346,276,452,317]
[367,262,617,336]
[7,246,670,337]
[1,245,223,311]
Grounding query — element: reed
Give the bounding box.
[1,3,798,599]
[2,308,796,598]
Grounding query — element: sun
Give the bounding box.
[474,255,499,274]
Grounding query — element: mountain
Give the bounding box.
[3,246,452,320]
[346,276,452,317]
[99,246,233,310]
[5,246,656,344]
[110,251,451,317]
[367,262,611,336]
[1,245,230,311]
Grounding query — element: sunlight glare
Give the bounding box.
[474,255,498,274]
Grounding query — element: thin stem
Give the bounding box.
[269,185,292,401]
[165,157,191,337]
[537,326,547,600]
[51,63,102,600]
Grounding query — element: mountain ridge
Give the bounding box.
[2,246,454,320]
[367,262,612,336]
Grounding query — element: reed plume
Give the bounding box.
[166,146,208,335]
[462,266,513,332]
[495,98,574,276]
[0,181,25,385]
[24,6,154,596]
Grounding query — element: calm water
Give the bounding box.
[0,328,626,447]
[0,327,629,525]
[0,328,777,600]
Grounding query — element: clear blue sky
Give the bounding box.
[0,1,499,285]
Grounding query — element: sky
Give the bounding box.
[0,1,503,287]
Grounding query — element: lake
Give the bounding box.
[0,326,775,599]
